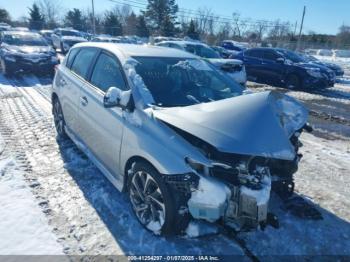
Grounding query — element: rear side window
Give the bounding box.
[245,49,263,59]
[263,51,280,61]
[66,48,80,68]
[90,53,127,92]
[71,48,98,80]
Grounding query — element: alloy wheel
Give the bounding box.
[129,171,166,232]
[53,100,65,136]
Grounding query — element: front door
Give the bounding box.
[77,51,129,177]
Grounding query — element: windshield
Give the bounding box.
[277,49,305,63]
[132,57,244,107]
[2,34,48,46]
[185,44,221,58]
[61,30,81,37]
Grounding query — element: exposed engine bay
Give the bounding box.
[154,91,312,231]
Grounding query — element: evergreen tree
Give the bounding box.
[28,4,44,30]
[136,15,149,37]
[186,20,199,40]
[104,11,123,36]
[124,12,138,35]
[64,9,84,31]
[144,0,178,36]
[0,8,11,24]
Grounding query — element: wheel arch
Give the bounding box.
[123,155,159,192]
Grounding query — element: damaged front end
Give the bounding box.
[154,91,310,231]
[181,155,272,231]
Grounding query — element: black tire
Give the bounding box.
[52,97,68,140]
[60,42,66,54]
[128,160,187,235]
[285,74,300,89]
[0,58,13,76]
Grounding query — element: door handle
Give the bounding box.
[80,96,88,106]
[59,78,67,86]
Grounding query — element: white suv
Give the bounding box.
[52,42,309,235]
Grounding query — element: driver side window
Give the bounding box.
[90,52,127,92]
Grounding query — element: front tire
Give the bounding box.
[128,161,184,235]
[52,98,68,140]
[286,74,300,89]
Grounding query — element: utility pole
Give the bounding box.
[297,6,306,50]
[91,0,96,35]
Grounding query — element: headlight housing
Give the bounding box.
[307,68,322,78]
[185,157,210,176]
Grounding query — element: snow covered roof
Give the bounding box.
[73,42,197,63]
[158,40,208,47]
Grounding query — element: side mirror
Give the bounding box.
[276,57,285,64]
[103,86,131,108]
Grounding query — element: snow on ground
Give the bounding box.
[0,141,62,254]
[241,132,350,256]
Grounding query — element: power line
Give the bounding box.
[108,0,294,29]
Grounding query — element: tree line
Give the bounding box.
[0,0,350,48]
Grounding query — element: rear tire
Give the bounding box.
[52,98,68,140]
[128,161,187,235]
[286,74,300,89]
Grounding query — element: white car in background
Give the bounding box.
[51,28,87,53]
[155,40,247,85]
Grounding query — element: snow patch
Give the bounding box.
[0,157,63,255]
[123,58,155,108]
[185,221,218,238]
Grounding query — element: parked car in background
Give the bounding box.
[316,49,333,57]
[51,28,87,53]
[0,23,11,32]
[91,35,124,43]
[156,40,247,85]
[39,29,54,45]
[0,31,59,76]
[11,27,30,32]
[211,46,238,59]
[300,53,344,77]
[221,40,249,52]
[52,42,309,234]
[234,47,335,89]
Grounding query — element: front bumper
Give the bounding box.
[303,75,334,89]
[3,55,58,74]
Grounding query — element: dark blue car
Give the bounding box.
[234,48,336,89]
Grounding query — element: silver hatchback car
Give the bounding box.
[52,43,309,235]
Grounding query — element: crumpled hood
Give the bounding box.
[208,58,243,67]
[61,36,87,42]
[3,44,52,54]
[153,91,308,161]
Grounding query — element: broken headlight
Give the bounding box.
[185,157,210,176]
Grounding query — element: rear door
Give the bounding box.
[61,47,98,134]
[242,49,264,81]
[77,50,128,177]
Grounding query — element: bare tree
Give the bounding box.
[37,0,62,28]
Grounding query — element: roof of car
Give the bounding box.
[73,42,197,63]
[2,31,41,37]
[158,40,208,47]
